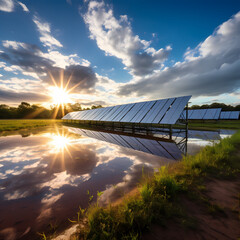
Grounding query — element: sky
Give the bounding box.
[0,0,240,108]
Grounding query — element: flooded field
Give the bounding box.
[0,126,236,239]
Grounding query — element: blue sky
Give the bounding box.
[0,0,240,107]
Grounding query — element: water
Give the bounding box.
[0,126,236,239]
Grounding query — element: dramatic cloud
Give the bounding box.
[118,11,240,99]
[0,0,29,12]
[0,40,98,94]
[44,65,97,93]
[33,15,63,49]
[83,1,171,76]
[0,89,49,102]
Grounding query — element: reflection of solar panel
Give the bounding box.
[62,96,191,125]
[69,127,182,160]
[220,111,240,120]
[180,108,222,120]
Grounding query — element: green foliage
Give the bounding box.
[37,232,47,240]
[0,102,89,119]
[189,102,240,111]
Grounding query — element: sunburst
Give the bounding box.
[47,69,82,118]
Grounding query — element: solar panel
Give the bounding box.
[130,101,156,123]
[121,102,146,122]
[140,99,168,123]
[114,103,135,122]
[160,96,191,124]
[229,111,240,119]
[152,98,175,124]
[220,111,240,120]
[100,106,121,121]
[203,108,219,120]
[62,95,191,125]
[180,108,222,120]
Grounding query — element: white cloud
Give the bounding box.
[83,1,171,76]
[17,1,29,12]
[33,15,63,49]
[0,0,29,12]
[118,11,240,100]
[0,0,14,12]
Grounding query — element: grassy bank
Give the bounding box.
[62,131,240,239]
[0,119,62,132]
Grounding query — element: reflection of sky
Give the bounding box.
[0,127,176,240]
[0,126,236,240]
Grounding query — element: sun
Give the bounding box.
[49,86,72,106]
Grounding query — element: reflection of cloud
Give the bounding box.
[0,126,186,240]
[99,163,154,205]
[0,227,16,240]
[4,190,29,200]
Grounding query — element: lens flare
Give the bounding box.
[49,86,72,106]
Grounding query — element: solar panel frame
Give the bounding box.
[107,104,128,122]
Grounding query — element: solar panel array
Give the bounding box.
[220,111,240,120]
[181,108,222,120]
[63,96,191,125]
[69,127,182,160]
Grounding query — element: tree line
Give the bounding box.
[189,102,240,111]
[0,101,239,119]
[0,102,102,119]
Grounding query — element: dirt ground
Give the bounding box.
[143,176,240,240]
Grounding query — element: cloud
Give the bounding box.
[0,40,98,95]
[118,11,240,99]
[44,65,97,93]
[0,0,29,12]
[17,1,29,12]
[0,89,49,102]
[33,15,63,49]
[83,1,171,76]
[0,0,14,12]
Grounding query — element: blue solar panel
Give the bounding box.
[114,103,135,122]
[62,96,191,125]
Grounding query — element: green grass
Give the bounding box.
[70,131,240,239]
[0,119,62,132]
[188,120,240,130]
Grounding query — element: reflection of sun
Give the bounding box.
[51,133,71,152]
[48,128,76,170]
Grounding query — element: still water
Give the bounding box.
[0,126,235,239]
